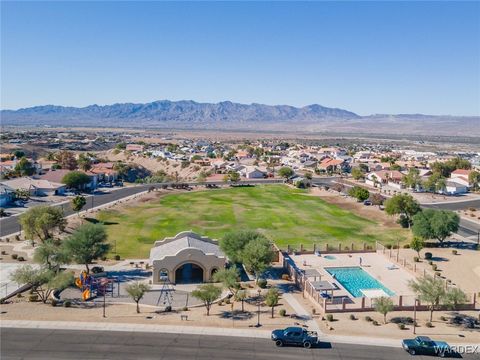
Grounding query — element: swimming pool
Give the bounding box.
[325,266,395,298]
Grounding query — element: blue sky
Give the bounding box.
[1,1,479,116]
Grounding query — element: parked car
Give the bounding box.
[363,200,372,206]
[402,336,450,357]
[271,327,318,348]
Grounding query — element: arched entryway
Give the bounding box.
[175,263,204,284]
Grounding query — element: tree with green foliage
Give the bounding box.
[220,230,267,264]
[71,195,87,216]
[77,153,92,171]
[384,194,420,228]
[224,170,240,183]
[63,223,110,274]
[469,171,480,191]
[278,167,294,179]
[403,168,422,190]
[33,239,70,272]
[62,171,91,190]
[10,265,73,303]
[409,237,425,258]
[374,296,394,324]
[351,167,365,180]
[14,188,30,201]
[235,289,248,312]
[242,237,275,282]
[265,287,280,318]
[125,282,151,313]
[444,287,468,310]
[19,206,66,243]
[430,158,471,178]
[213,267,240,296]
[412,209,459,244]
[14,157,35,176]
[191,284,222,316]
[408,275,446,322]
[348,186,370,202]
[13,150,25,158]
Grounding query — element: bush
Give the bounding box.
[11,254,18,260]
[279,309,287,317]
[28,294,38,302]
[413,256,419,262]
[440,316,447,321]
[15,235,20,241]
[424,252,432,260]
[372,320,379,326]
[452,250,457,255]
[63,300,72,308]
[225,298,231,305]
[435,272,441,277]
[281,274,290,281]
[182,306,188,311]
[349,314,356,320]
[114,255,121,261]
[403,244,410,249]
[101,256,107,261]
[165,306,172,312]
[425,322,433,328]
[365,316,373,322]
[390,317,413,324]
[51,300,58,307]
[17,256,25,261]
[431,264,437,271]
[385,244,392,249]
[257,279,267,289]
[326,314,334,322]
[398,323,406,330]
[1,250,6,255]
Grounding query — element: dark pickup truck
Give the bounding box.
[402,336,451,357]
[271,327,318,348]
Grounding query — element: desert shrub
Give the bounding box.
[365,316,373,322]
[452,250,457,255]
[398,323,406,330]
[28,294,39,302]
[182,306,188,311]
[165,306,172,312]
[435,271,441,277]
[114,254,121,261]
[424,252,432,260]
[413,256,419,262]
[63,300,72,308]
[17,256,25,261]
[440,316,447,321]
[390,317,413,324]
[312,308,316,315]
[426,322,433,328]
[1,250,6,255]
[11,254,18,260]
[225,298,231,305]
[5,238,10,242]
[15,235,20,241]
[51,299,58,307]
[372,320,379,326]
[326,314,334,322]
[257,279,267,289]
[403,244,410,249]
[349,314,356,320]
[281,274,290,281]
[431,264,437,271]
[279,309,287,317]
[385,244,392,249]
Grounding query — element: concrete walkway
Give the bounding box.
[281,292,322,334]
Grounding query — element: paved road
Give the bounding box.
[3,328,473,360]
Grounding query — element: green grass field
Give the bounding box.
[97,185,407,258]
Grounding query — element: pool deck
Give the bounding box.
[289,252,417,309]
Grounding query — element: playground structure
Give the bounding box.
[75,271,115,301]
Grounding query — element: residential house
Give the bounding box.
[366,170,404,189]
[0,177,66,196]
[318,158,346,173]
[241,166,266,179]
[38,169,98,190]
[450,169,473,188]
[126,144,144,152]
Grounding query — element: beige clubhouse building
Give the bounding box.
[149,231,227,284]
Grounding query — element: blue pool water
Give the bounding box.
[326,267,395,298]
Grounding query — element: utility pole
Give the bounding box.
[256,289,261,327]
[413,298,417,335]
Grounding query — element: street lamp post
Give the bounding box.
[413,298,418,334]
[257,289,261,327]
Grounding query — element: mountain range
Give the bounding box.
[1,100,479,137]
